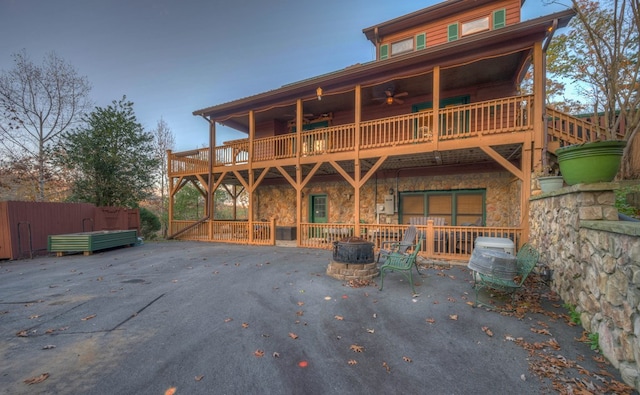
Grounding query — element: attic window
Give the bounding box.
[461,17,489,36]
[391,37,413,56]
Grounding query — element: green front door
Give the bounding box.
[310,194,327,223]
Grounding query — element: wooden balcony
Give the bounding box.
[169,95,543,177]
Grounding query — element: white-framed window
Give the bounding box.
[391,37,414,56]
[461,17,490,36]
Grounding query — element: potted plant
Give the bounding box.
[537,165,564,193]
[556,140,627,185]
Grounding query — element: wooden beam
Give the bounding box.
[479,145,523,180]
[358,156,388,187]
[232,170,249,191]
[328,160,356,188]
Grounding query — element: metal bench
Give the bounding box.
[470,243,539,308]
[378,237,423,294]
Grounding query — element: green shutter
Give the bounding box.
[379,44,389,60]
[416,33,426,50]
[493,9,506,29]
[447,23,459,41]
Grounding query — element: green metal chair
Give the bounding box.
[378,237,423,294]
[376,225,417,263]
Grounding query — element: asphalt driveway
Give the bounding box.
[0,241,633,394]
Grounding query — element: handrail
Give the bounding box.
[546,107,608,146]
[167,216,209,240]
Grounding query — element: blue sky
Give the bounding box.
[0,0,568,151]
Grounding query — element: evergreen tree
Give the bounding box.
[59,96,159,207]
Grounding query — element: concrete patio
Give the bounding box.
[0,241,633,394]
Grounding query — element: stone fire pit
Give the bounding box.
[326,237,379,281]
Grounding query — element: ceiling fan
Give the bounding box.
[373,88,409,105]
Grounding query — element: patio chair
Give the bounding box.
[379,237,423,294]
[376,225,417,263]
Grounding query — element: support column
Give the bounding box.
[433,66,441,145]
[532,41,545,171]
[208,120,215,240]
[248,110,255,244]
[354,85,361,235]
[167,149,174,237]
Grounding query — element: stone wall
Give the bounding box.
[256,171,519,226]
[529,183,640,389]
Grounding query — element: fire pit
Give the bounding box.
[326,237,379,281]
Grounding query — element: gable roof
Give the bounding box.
[362,0,526,44]
[193,8,573,126]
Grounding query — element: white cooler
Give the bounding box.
[474,237,515,255]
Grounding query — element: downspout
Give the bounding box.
[540,19,558,171]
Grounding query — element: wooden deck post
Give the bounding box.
[249,110,255,244]
[354,85,361,235]
[433,66,440,145]
[426,219,435,257]
[208,121,215,240]
[167,149,174,237]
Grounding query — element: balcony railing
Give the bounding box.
[546,107,609,146]
[169,95,534,175]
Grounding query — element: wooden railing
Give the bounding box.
[298,222,523,261]
[439,95,533,140]
[546,107,608,146]
[169,95,592,175]
[169,149,209,176]
[169,220,275,245]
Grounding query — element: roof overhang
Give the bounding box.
[194,8,575,131]
[362,0,527,44]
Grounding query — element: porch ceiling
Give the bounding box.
[220,50,525,133]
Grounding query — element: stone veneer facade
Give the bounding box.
[529,183,640,389]
[255,171,520,227]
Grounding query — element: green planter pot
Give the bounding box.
[557,140,626,185]
[538,176,564,193]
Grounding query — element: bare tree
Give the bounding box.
[0,50,92,201]
[545,0,640,177]
[151,117,175,237]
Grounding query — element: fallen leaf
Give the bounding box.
[165,387,177,395]
[242,322,249,328]
[447,297,456,303]
[449,314,458,321]
[334,315,344,321]
[298,361,308,368]
[350,344,364,353]
[254,349,264,357]
[531,327,552,336]
[289,332,299,339]
[273,352,280,358]
[16,330,28,337]
[296,311,304,316]
[466,301,475,306]
[24,373,49,385]
[482,326,494,337]
[348,359,358,365]
[29,315,40,319]
[42,345,56,350]
[171,280,178,283]
[195,375,204,381]
[382,361,391,373]
[403,356,413,363]
[297,301,304,306]
[81,314,96,321]
[426,318,435,324]
[224,318,233,323]
[366,328,375,334]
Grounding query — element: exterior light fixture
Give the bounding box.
[386,96,394,105]
[388,188,394,195]
[316,87,323,101]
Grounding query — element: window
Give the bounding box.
[379,44,389,60]
[415,33,426,50]
[391,37,414,56]
[461,17,490,36]
[447,23,459,41]
[493,9,506,29]
[400,190,485,226]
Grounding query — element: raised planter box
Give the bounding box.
[48,230,138,256]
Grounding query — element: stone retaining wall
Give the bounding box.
[529,183,640,389]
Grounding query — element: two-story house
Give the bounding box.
[168,0,601,260]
